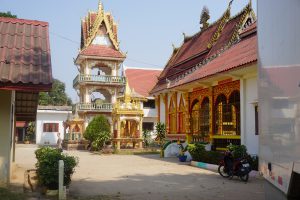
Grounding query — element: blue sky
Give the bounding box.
[1,0,257,102]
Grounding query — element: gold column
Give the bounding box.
[156,95,160,122]
[164,93,168,132]
[117,118,121,150]
[184,92,192,143]
[209,87,213,143]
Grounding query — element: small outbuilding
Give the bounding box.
[0,17,52,184]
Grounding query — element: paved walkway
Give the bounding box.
[13,145,265,200]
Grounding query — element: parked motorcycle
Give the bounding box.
[218,151,251,182]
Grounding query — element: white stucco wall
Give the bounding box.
[36,110,71,145]
[0,90,13,185]
[244,77,259,155]
[160,94,166,123]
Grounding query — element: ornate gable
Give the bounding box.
[81,2,119,50]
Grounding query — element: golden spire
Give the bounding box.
[124,80,132,104]
[98,0,103,12]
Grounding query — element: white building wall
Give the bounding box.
[160,94,166,123]
[0,90,13,184]
[36,110,71,145]
[244,77,259,155]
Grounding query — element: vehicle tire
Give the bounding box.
[218,164,230,178]
[240,174,249,182]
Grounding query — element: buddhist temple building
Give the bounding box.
[150,1,259,155]
[70,2,161,149]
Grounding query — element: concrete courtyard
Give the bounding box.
[13,145,265,200]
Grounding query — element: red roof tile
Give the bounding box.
[125,68,162,97]
[151,5,254,94]
[173,32,257,88]
[79,45,125,59]
[0,17,52,90]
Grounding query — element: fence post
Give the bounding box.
[59,160,66,200]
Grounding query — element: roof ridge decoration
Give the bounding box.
[207,0,232,49]
[83,1,119,50]
[228,1,255,46]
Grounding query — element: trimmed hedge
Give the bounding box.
[187,143,223,165]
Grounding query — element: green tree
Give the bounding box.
[155,122,166,157]
[0,11,17,18]
[39,79,72,106]
[84,115,111,151]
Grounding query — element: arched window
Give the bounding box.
[178,96,186,134]
[200,97,210,137]
[228,91,240,135]
[191,100,200,134]
[168,97,176,134]
[214,91,240,135]
[214,94,227,135]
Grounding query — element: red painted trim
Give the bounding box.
[0,84,52,91]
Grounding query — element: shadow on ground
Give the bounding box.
[69,171,265,200]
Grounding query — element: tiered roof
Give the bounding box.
[76,2,125,62]
[150,2,256,94]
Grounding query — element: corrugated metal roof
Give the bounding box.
[0,17,52,90]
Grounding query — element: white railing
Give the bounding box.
[73,74,126,87]
[76,103,113,112]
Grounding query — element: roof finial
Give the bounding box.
[172,43,176,50]
[98,0,103,13]
[228,0,234,8]
[200,6,210,30]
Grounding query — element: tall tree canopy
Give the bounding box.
[0,11,17,18]
[39,79,72,106]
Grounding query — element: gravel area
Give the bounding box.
[13,145,265,200]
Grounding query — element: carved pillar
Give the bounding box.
[184,92,192,143]
[174,92,178,134]
[156,95,160,122]
[117,118,121,149]
[164,93,168,133]
[209,87,213,143]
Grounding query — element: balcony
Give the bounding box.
[73,74,126,88]
[76,103,113,112]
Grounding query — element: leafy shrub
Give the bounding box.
[187,143,223,165]
[227,144,248,159]
[35,147,78,190]
[155,122,166,146]
[143,129,151,148]
[187,143,205,161]
[84,115,111,151]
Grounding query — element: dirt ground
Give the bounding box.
[12,145,265,200]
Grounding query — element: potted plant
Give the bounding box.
[24,135,30,144]
[178,143,187,162]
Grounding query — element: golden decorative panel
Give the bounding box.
[213,80,240,104]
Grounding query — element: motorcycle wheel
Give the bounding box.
[240,174,249,182]
[218,164,230,178]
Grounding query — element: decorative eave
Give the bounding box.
[83,2,119,50]
[207,3,231,49]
